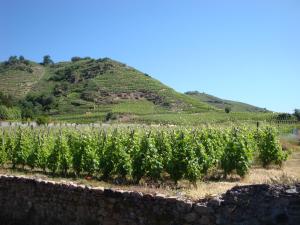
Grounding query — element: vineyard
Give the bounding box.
[0,126,288,184]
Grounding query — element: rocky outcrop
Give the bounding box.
[0,175,299,225]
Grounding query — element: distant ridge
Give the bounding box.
[185,91,268,112]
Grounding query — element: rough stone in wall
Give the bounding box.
[211,184,300,225]
[0,175,299,225]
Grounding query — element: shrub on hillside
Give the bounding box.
[71,56,82,62]
[294,109,300,121]
[42,55,54,65]
[36,116,50,125]
[0,92,14,107]
[0,105,21,120]
[276,113,293,121]
[225,106,232,113]
[2,56,32,72]
[0,105,8,120]
[7,56,18,65]
[105,112,117,121]
[19,100,35,119]
[25,94,57,112]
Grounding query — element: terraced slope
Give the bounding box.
[0,58,214,117]
[0,62,45,99]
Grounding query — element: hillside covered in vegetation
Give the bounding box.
[0,55,296,124]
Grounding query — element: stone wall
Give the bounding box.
[0,175,299,225]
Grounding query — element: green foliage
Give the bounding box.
[0,105,21,120]
[0,125,287,184]
[27,133,40,169]
[42,55,54,65]
[105,112,117,121]
[294,109,300,121]
[99,130,132,179]
[25,94,57,112]
[132,132,163,182]
[47,131,72,175]
[5,56,29,66]
[221,128,254,177]
[276,113,293,121]
[7,56,18,65]
[81,133,99,175]
[257,127,288,167]
[47,135,60,174]
[71,56,82,62]
[36,116,50,125]
[225,106,231,113]
[37,132,54,172]
[0,92,14,107]
[0,130,7,166]
[19,100,35,119]
[14,128,32,167]
[0,105,8,120]
[5,132,16,168]
[58,132,72,175]
[153,131,172,171]
[167,131,201,183]
[112,100,166,115]
[197,128,225,173]
[68,131,83,175]
[2,56,32,73]
[137,112,275,126]
[110,132,132,178]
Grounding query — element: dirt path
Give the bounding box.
[25,65,46,95]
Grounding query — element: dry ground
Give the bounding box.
[186,137,300,199]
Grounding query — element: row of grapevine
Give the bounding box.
[0,126,288,183]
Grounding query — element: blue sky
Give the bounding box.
[0,0,299,113]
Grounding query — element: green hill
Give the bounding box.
[0,57,215,122]
[0,56,276,124]
[185,91,268,112]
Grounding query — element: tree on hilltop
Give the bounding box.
[42,55,54,65]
